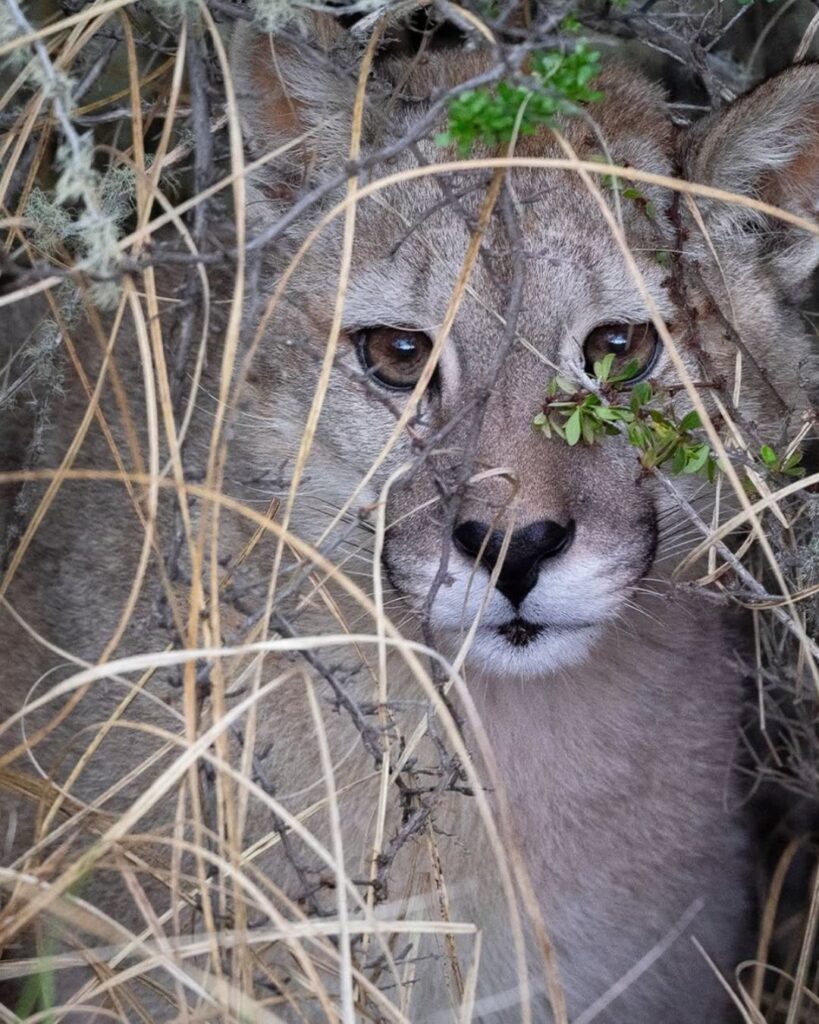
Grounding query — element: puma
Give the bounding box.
[1,16,817,1023]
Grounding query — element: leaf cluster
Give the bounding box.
[532,353,719,480]
[436,44,603,155]
[758,444,805,479]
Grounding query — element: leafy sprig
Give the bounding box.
[436,44,603,155]
[532,353,719,480]
[534,357,809,486]
[758,444,806,479]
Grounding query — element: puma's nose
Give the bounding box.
[452,518,575,607]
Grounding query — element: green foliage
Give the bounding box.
[436,44,603,154]
[560,13,582,32]
[534,364,808,486]
[533,361,719,481]
[759,444,806,478]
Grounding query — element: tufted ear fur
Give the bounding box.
[683,65,819,293]
[229,17,363,209]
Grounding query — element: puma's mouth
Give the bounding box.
[497,618,543,647]
[495,617,599,651]
[432,615,604,678]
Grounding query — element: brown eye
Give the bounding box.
[583,323,660,383]
[356,327,436,391]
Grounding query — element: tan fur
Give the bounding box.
[1,26,817,1023]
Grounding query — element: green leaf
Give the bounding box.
[683,443,711,475]
[581,412,598,445]
[609,358,641,384]
[595,405,634,422]
[593,352,615,382]
[565,408,582,445]
[679,410,701,432]
[628,423,650,449]
[560,13,581,31]
[671,446,687,474]
[630,381,652,409]
[759,444,777,465]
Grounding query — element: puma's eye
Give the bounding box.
[583,323,660,383]
[356,327,436,391]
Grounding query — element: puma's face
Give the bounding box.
[342,187,671,679]
[246,146,676,678]
[232,28,819,679]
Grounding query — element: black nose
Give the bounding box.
[452,518,575,608]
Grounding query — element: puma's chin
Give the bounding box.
[445,619,601,679]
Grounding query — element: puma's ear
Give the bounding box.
[683,65,819,291]
[229,17,361,206]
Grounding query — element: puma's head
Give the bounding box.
[228,22,818,678]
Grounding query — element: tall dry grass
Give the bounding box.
[0,1,817,1021]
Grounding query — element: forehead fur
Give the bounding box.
[232,22,676,196]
